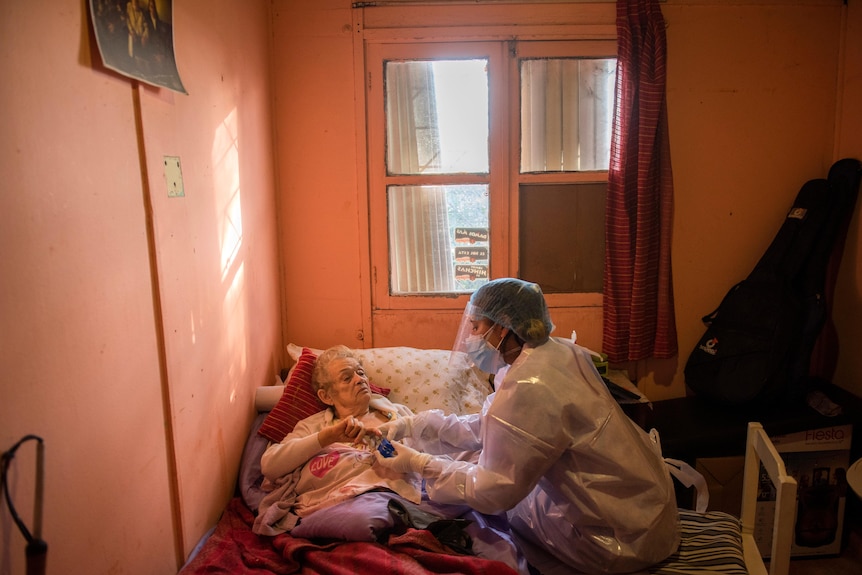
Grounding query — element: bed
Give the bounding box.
[178,344,797,575]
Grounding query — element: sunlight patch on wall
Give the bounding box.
[212,108,243,283]
[212,107,247,404]
[225,262,247,405]
[220,188,243,283]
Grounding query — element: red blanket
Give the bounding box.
[180,497,520,575]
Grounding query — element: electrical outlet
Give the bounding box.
[164,156,185,198]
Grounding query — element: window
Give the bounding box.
[366,33,616,311]
[384,58,491,294]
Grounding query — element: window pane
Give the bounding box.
[519,183,605,293]
[520,58,616,173]
[388,184,489,294]
[385,59,489,175]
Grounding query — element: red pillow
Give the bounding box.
[258,348,324,443]
[369,382,391,396]
[257,347,391,443]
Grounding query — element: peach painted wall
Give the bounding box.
[274,0,861,400]
[142,1,281,560]
[271,0,367,352]
[0,1,281,574]
[656,0,853,400]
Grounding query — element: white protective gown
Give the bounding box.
[411,337,680,573]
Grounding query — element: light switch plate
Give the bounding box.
[164,156,185,198]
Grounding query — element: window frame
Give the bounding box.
[510,40,615,310]
[357,5,616,316]
[366,41,509,311]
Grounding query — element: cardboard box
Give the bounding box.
[755,424,853,558]
[696,455,745,517]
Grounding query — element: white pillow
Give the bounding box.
[287,343,491,415]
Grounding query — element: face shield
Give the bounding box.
[450,301,508,373]
[452,301,491,356]
[450,278,555,371]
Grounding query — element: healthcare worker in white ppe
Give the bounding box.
[374,278,680,574]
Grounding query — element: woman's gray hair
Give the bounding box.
[311,345,361,392]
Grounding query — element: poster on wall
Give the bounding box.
[89,0,187,94]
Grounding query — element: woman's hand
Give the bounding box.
[375,416,414,441]
[319,416,369,447]
[373,441,432,475]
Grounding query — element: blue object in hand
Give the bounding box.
[377,438,396,458]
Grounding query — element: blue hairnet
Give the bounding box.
[469,278,554,345]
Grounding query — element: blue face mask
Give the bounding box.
[464,328,507,373]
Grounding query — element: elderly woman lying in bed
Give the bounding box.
[254,345,419,534]
[252,345,525,574]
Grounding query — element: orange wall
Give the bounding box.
[274,0,861,401]
[270,0,367,350]
[0,1,281,574]
[660,0,852,400]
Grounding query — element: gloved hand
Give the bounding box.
[376,415,414,441]
[373,440,432,475]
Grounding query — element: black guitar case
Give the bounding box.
[684,158,862,406]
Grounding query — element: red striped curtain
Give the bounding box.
[602,0,677,363]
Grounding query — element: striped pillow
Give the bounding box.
[648,509,747,575]
[257,347,324,443]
